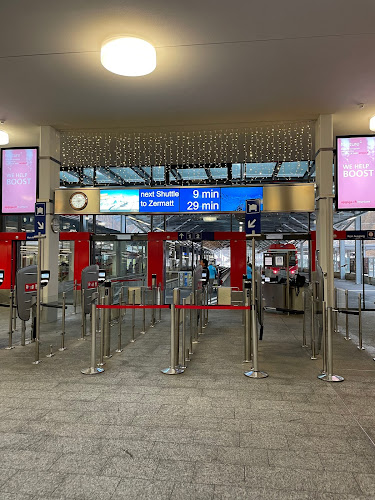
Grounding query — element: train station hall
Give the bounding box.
[1,1,375,499]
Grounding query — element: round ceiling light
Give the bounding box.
[370,116,375,132]
[0,130,9,145]
[101,36,156,77]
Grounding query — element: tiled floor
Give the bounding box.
[0,291,374,499]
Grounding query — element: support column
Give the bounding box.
[355,216,362,285]
[39,126,60,321]
[340,240,346,279]
[230,239,246,290]
[315,115,334,307]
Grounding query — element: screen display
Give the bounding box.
[100,189,139,212]
[1,148,38,213]
[99,186,263,214]
[337,136,375,209]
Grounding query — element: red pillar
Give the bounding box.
[147,239,165,289]
[74,240,90,285]
[230,239,246,290]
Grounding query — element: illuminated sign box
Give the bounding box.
[337,136,375,210]
[1,147,38,213]
[99,186,263,214]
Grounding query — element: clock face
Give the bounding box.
[69,192,88,210]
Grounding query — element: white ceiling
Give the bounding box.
[1,0,375,145]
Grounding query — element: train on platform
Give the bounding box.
[263,243,298,282]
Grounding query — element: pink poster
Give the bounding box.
[1,148,37,213]
[337,137,375,209]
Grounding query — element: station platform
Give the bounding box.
[0,301,374,498]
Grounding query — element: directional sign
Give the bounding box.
[34,202,46,236]
[346,230,375,240]
[245,199,261,236]
[177,232,215,241]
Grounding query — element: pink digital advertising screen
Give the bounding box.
[337,136,375,210]
[1,148,38,213]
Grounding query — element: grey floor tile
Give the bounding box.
[110,478,173,499]
[2,471,66,496]
[51,474,120,499]
[240,432,288,450]
[194,462,245,485]
[96,438,154,458]
[0,494,35,500]
[151,441,218,462]
[319,452,375,473]
[28,436,101,454]
[101,456,158,479]
[355,473,375,495]
[217,446,269,466]
[268,450,323,470]
[0,433,44,451]
[287,435,355,454]
[214,485,317,500]
[0,450,60,471]
[194,429,240,447]
[51,453,110,475]
[171,482,215,499]
[155,459,195,482]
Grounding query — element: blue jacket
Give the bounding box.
[208,264,217,279]
[246,265,252,279]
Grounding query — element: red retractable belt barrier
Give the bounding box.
[175,305,250,310]
[96,304,170,309]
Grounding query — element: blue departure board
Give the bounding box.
[139,188,179,212]
[179,188,221,212]
[99,186,263,214]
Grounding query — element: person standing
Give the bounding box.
[246,262,252,280]
[208,261,218,290]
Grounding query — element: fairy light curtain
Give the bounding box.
[60,121,314,186]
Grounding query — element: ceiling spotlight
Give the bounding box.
[101,36,156,77]
[202,216,218,222]
[370,116,375,132]
[0,130,9,145]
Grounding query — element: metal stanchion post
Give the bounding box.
[81,293,104,375]
[321,302,327,374]
[46,344,54,358]
[140,287,146,334]
[180,297,187,369]
[318,307,344,382]
[104,284,112,358]
[189,293,193,354]
[5,290,15,350]
[334,287,339,333]
[242,275,246,326]
[245,237,268,379]
[21,320,26,346]
[243,294,252,364]
[32,237,43,364]
[310,283,317,360]
[73,279,77,314]
[161,301,184,375]
[59,292,67,351]
[198,289,203,334]
[151,274,156,327]
[193,290,200,343]
[12,290,17,332]
[131,289,136,342]
[98,297,105,366]
[358,293,364,350]
[80,289,86,340]
[302,290,308,347]
[158,286,162,322]
[345,289,350,340]
[116,290,123,353]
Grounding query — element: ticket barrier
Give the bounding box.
[262,282,304,312]
[15,265,50,361]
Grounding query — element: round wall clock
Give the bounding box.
[69,192,88,210]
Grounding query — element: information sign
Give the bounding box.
[99,186,263,214]
[1,147,38,213]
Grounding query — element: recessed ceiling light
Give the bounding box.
[370,116,375,132]
[101,36,156,77]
